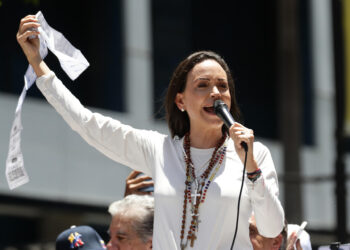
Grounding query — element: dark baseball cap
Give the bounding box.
[56,225,106,250]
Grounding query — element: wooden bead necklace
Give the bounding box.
[180,133,227,249]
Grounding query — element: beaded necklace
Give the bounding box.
[180,133,227,249]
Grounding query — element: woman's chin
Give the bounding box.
[203,116,224,128]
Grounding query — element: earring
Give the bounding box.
[181,108,185,112]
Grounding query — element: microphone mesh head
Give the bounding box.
[213,99,227,114]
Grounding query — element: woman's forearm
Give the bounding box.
[29,57,51,77]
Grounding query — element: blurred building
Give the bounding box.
[0,0,349,248]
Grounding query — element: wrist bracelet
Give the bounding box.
[247,168,261,176]
[247,171,262,183]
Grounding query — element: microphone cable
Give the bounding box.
[230,145,248,250]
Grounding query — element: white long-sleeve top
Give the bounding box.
[36,72,284,250]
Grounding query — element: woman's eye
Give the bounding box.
[219,83,228,89]
[198,83,208,88]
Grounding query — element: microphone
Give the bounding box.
[214,99,248,152]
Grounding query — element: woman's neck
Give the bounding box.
[188,128,224,149]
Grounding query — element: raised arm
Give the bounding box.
[16,15,50,77]
[15,15,163,177]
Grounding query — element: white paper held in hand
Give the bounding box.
[6,110,28,190]
[5,35,48,190]
[295,221,307,239]
[36,11,90,80]
[6,10,89,189]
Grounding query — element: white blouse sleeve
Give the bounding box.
[36,71,164,177]
[245,142,285,238]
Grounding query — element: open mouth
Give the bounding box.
[203,106,215,114]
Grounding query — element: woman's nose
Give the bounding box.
[210,86,221,98]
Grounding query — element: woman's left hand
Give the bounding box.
[229,123,258,172]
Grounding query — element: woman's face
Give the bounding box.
[175,59,231,133]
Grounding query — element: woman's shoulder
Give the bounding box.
[163,134,186,153]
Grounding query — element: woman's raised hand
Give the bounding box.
[16,15,50,77]
[16,15,41,64]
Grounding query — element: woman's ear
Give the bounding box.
[175,92,185,111]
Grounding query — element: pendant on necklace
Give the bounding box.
[191,179,200,206]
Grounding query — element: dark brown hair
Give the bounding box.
[165,51,242,138]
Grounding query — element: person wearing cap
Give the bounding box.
[107,194,154,250]
[56,225,106,250]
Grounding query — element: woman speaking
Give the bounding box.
[16,15,284,249]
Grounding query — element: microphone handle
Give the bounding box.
[241,141,248,152]
[217,112,248,152]
[217,112,234,128]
